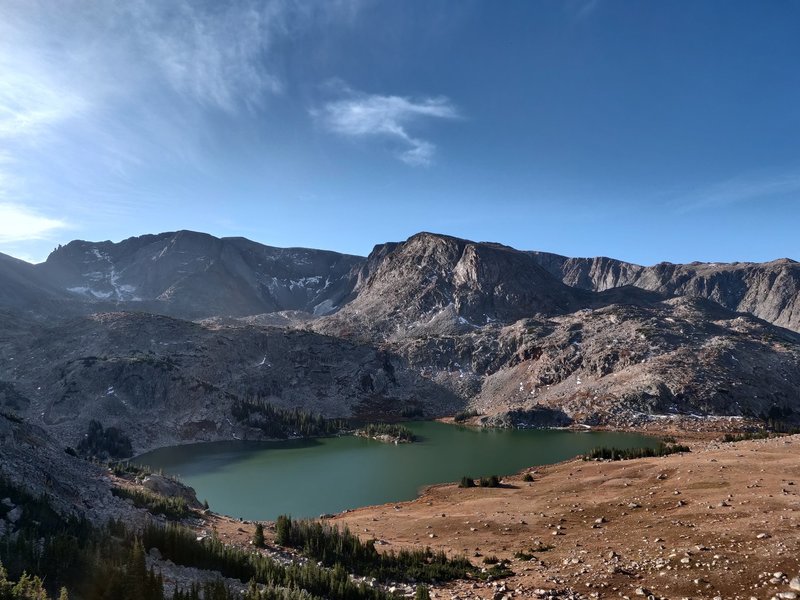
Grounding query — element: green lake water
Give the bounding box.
[137,421,657,520]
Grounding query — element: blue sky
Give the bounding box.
[1,1,798,264]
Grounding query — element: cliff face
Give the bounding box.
[322,233,586,340]
[530,252,800,333]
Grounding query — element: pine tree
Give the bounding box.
[0,561,13,600]
[11,573,49,600]
[125,539,148,600]
[253,523,265,548]
[415,585,431,600]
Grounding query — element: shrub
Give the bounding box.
[522,473,534,482]
[458,476,475,488]
[479,475,501,488]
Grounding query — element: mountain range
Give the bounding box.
[1,230,799,452]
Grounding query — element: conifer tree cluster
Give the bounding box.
[76,420,133,459]
[231,399,347,438]
[274,516,480,583]
[583,443,690,461]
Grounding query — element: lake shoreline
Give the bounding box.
[136,422,660,521]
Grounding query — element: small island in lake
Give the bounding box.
[355,422,416,444]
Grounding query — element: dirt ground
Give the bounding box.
[211,434,800,600]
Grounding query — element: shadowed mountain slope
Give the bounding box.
[35,230,363,319]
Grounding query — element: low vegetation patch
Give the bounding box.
[583,443,690,461]
[111,487,190,520]
[109,462,156,478]
[721,423,800,442]
[275,515,504,582]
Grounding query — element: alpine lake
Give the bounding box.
[137,421,658,520]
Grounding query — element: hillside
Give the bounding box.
[0,311,458,453]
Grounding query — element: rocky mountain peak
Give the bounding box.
[321,233,585,339]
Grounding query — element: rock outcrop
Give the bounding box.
[530,251,800,333]
[321,232,586,340]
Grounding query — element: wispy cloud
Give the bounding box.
[673,169,800,213]
[0,203,67,244]
[0,0,361,257]
[313,83,460,166]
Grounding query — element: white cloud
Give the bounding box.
[313,84,460,166]
[0,203,67,243]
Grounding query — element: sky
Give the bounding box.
[1,0,799,265]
